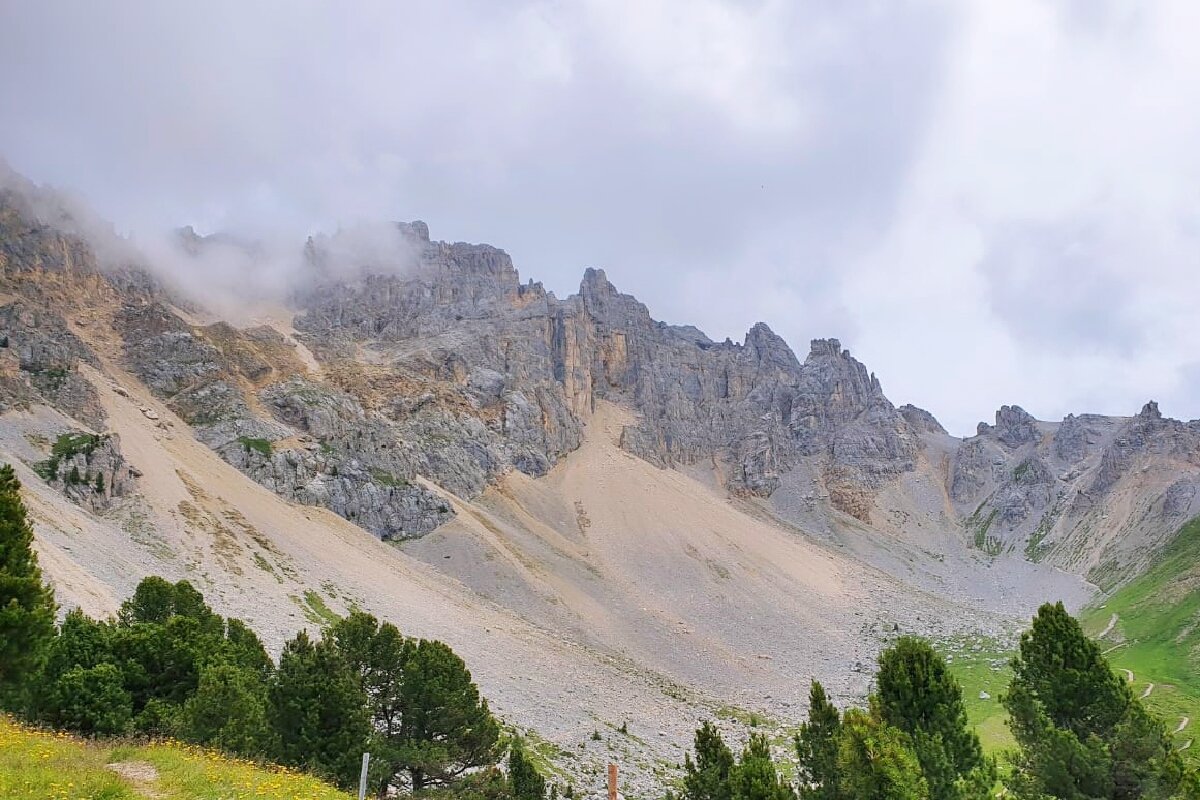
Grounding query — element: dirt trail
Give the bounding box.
[1098,612,1118,639]
[1121,668,1135,683]
[1180,739,1193,752]
[1176,717,1190,734]
[1141,683,1155,699]
[107,761,162,798]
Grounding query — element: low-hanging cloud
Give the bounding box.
[1,1,1199,434]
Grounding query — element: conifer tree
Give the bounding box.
[509,739,548,800]
[47,663,132,735]
[329,611,411,797]
[1009,602,1130,742]
[0,464,56,708]
[837,708,929,800]
[795,681,841,800]
[876,637,988,800]
[397,638,501,790]
[118,575,176,625]
[1004,602,1191,799]
[730,733,794,800]
[178,663,271,755]
[223,617,274,679]
[683,721,736,800]
[268,629,371,789]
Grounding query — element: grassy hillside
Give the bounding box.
[0,716,351,800]
[1081,515,1200,759]
[945,518,1200,766]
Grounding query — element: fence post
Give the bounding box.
[358,752,371,800]
[608,762,618,800]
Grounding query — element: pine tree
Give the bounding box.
[1004,602,1190,799]
[509,739,547,800]
[1009,602,1130,741]
[730,733,794,800]
[35,608,112,721]
[178,663,271,755]
[876,637,989,800]
[328,611,411,797]
[837,708,929,800]
[46,663,132,735]
[223,617,274,679]
[0,464,57,708]
[683,721,736,800]
[396,638,501,790]
[118,575,176,625]
[795,681,841,800]
[268,630,371,789]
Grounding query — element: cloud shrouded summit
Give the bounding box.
[1,0,1198,434]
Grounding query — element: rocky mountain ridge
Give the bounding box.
[2,173,1199,592]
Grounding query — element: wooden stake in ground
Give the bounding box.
[608,763,618,800]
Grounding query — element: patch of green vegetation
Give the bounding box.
[941,637,1015,758]
[34,431,103,481]
[518,728,572,779]
[237,436,273,457]
[292,590,340,627]
[28,365,71,392]
[1081,515,1200,764]
[1023,501,1063,563]
[252,552,281,582]
[968,507,1002,555]
[1012,460,1032,481]
[715,704,768,727]
[369,467,409,488]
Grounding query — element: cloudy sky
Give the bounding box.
[2,0,1199,434]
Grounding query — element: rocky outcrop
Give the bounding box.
[298,237,925,523]
[976,405,1041,448]
[899,404,947,435]
[0,300,104,428]
[33,430,138,512]
[1090,402,1200,494]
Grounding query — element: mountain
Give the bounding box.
[3,170,1198,789]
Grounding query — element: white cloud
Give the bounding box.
[1,0,1197,433]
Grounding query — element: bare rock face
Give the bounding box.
[0,300,104,429]
[1090,401,1200,494]
[978,405,1041,449]
[1052,413,1106,462]
[899,404,947,435]
[293,234,928,525]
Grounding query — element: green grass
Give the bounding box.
[368,467,409,488]
[1081,515,1200,763]
[293,589,340,627]
[0,716,350,799]
[942,638,1015,757]
[236,436,273,457]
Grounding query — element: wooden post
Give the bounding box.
[607,762,618,800]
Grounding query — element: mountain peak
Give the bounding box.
[1137,400,1162,421]
[808,338,844,359]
